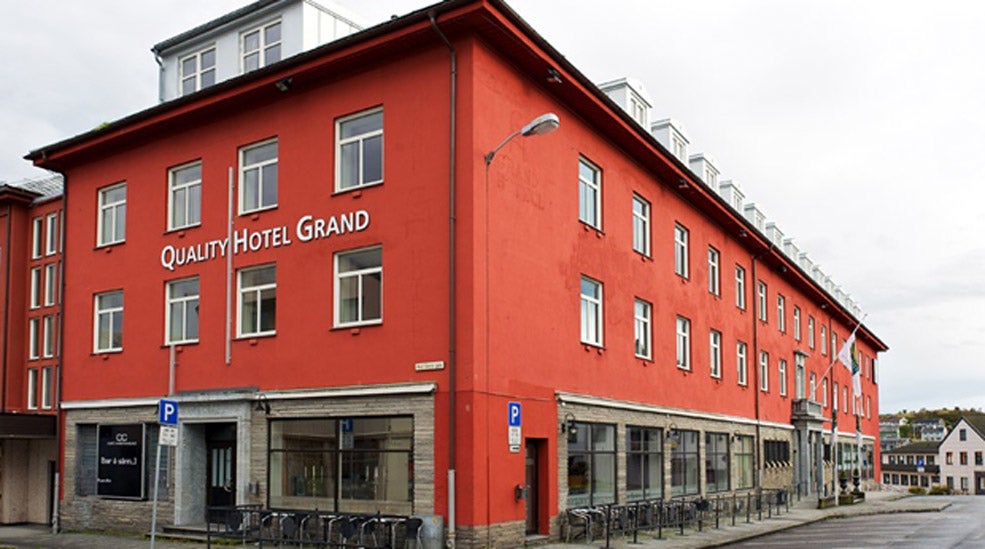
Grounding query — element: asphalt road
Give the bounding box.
[724,496,985,548]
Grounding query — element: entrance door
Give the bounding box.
[524,440,540,535]
[206,423,237,523]
[976,472,985,495]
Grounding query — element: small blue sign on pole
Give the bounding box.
[159,399,179,426]
[508,402,522,427]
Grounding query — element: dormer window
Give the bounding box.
[180,47,216,96]
[242,20,282,72]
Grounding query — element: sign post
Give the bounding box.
[151,400,179,549]
[508,402,522,453]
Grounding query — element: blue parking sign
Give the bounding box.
[159,399,179,425]
[508,402,522,427]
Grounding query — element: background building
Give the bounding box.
[939,416,985,495]
[881,441,940,490]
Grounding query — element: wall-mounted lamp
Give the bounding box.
[546,68,562,84]
[274,77,293,92]
[484,112,560,165]
[667,421,679,449]
[560,412,577,443]
[738,229,748,238]
[677,178,689,190]
[255,394,271,415]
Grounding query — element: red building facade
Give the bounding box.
[29,0,886,544]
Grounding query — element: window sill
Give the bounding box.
[239,205,278,218]
[579,222,605,238]
[93,349,123,357]
[334,180,383,196]
[160,341,199,349]
[332,320,382,332]
[94,241,125,252]
[634,252,652,262]
[236,332,276,343]
[636,355,653,364]
[164,223,202,236]
[581,343,605,354]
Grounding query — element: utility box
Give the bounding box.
[415,514,445,549]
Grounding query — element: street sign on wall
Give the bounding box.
[508,402,521,453]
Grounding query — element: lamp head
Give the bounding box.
[520,113,560,137]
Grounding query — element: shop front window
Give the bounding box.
[567,422,615,507]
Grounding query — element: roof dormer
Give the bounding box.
[688,153,720,191]
[599,77,652,129]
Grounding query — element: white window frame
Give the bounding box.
[819,376,825,407]
[168,161,202,230]
[676,316,691,370]
[735,265,746,310]
[179,45,216,96]
[239,139,278,214]
[833,382,839,412]
[28,318,39,360]
[45,213,58,255]
[44,263,56,306]
[41,367,53,409]
[30,267,41,309]
[795,355,805,399]
[238,264,277,337]
[166,277,200,345]
[820,325,828,356]
[42,315,54,358]
[580,276,603,346]
[241,19,282,73]
[334,246,384,328]
[793,306,801,341]
[709,329,722,378]
[27,369,38,410]
[97,182,127,246]
[94,290,124,353]
[674,223,689,278]
[31,217,43,259]
[759,351,769,391]
[634,298,652,360]
[843,386,848,413]
[778,359,787,397]
[808,316,815,349]
[708,247,720,295]
[757,281,767,322]
[737,341,748,386]
[336,108,384,192]
[632,194,650,256]
[578,157,602,229]
[777,294,786,332]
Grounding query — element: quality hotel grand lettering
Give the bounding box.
[160,209,370,271]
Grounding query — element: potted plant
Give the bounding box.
[838,470,848,494]
[852,468,861,492]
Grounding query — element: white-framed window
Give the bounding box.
[674,223,689,278]
[833,382,839,412]
[709,329,722,378]
[759,351,769,391]
[777,294,786,332]
[737,341,748,386]
[676,316,691,370]
[97,182,126,246]
[44,263,56,306]
[842,386,848,413]
[708,247,720,295]
[634,298,651,359]
[45,213,58,255]
[735,265,746,310]
[819,376,825,407]
[866,396,871,418]
[41,367,53,410]
[179,46,216,96]
[242,19,281,72]
[793,306,801,341]
[757,281,767,322]
[238,264,276,337]
[795,355,805,399]
[169,161,202,230]
[166,277,200,344]
[578,157,601,229]
[808,316,815,349]
[31,217,43,259]
[42,315,55,358]
[335,247,383,327]
[27,369,38,410]
[580,276,603,346]
[239,139,278,214]
[336,108,384,192]
[672,135,686,160]
[820,325,828,356]
[632,194,650,256]
[778,359,787,396]
[30,267,41,309]
[28,318,39,360]
[94,290,123,353]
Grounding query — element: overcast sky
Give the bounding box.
[3,0,984,415]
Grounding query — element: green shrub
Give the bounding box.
[928,485,952,495]
[908,486,927,495]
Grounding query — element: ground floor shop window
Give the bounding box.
[705,432,730,493]
[269,416,412,514]
[567,422,615,507]
[670,429,699,496]
[626,426,662,501]
[736,435,754,489]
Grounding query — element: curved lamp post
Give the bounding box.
[484,113,560,165]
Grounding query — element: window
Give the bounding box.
[674,224,689,277]
[169,162,202,230]
[777,295,785,332]
[817,375,824,405]
[676,316,691,370]
[44,263,56,306]
[708,247,720,295]
[335,247,383,327]
[867,396,872,418]
[42,315,55,358]
[28,318,40,360]
[737,341,748,386]
[580,276,603,346]
[27,369,38,410]
[946,452,953,465]
[670,429,699,496]
[46,213,58,255]
[757,281,767,322]
[97,183,126,246]
[842,386,848,412]
[793,307,801,341]
[567,422,616,506]
[239,139,278,214]
[833,382,838,412]
[820,325,828,356]
[166,277,199,344]
[976,452,982,466]
[337,109,384,191]
[736,435,754,488]
[960,428,967,441]
[634,298,651,359]
[626,427,662,501]
[960,452,968,465]
[672,135,686,160]
[795,354,805,399]
[41,367,53,409]
[808,317,816,349]
[709,329,722,378]
[632,195,650,256]
[94,290,123,352]
[764,440,790,464]
[578,158,601,229]
[31,217,43,258]
[179,46,216,96]
[735,265,746,309]
[238,265,276,337]
[30,267,41,309]
[242,20,281,72]
[961,477,969,492]
[778,359,787,396]
[705,432,730,493]
[759,351,769,391]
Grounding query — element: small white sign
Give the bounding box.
[508,426,521,452]
[159,426,178,447]
[415,361,446,372]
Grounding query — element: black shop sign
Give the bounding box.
[97,424,146,499]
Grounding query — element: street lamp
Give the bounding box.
[484,113,560,165]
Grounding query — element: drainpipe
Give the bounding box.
[428,11,457,548]
[2,204,11,412]
[153,51,165,103]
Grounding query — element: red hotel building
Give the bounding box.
[29,0,886,544]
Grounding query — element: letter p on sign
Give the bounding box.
[159,399,179,426]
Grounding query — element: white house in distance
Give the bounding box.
[151,0,365,101]
[938,416,985,494]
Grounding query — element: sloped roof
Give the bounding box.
[5,174,63,200]
[152,0,282,54]
[884,440,940,454]
[962,415,985,439]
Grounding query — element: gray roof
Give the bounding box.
[5,174,63,200]
[152,0,282,54]
[884,440,940,454]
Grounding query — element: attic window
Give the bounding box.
[243,20,282,72]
